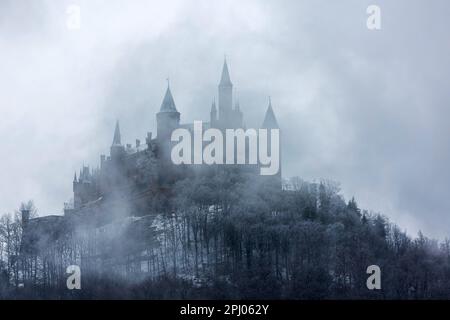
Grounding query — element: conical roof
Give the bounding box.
[159,85,178,113]
[219,59,232,87]
[112,120,121,145]
[262,98,279,129]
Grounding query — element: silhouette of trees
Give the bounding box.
[1,176,450,299]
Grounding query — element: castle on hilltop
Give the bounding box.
[69,59,281,213]
[20,60,281,265]
[17,60,281,286]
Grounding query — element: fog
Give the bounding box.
[0,0,449,238]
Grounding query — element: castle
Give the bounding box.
[20,60,280,260]
[69,59,280,214]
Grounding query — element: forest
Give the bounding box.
[1,169,450,299]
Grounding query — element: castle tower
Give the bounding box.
[210,99,217,126]
[157,84,180,141]
[112,120,121,144]
[262,97,279,129]
[218,59,233,127]
[261,97,281,185]
[110,120,125,160]
[73,165,96,209]
[157,84,180,165]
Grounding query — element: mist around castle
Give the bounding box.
[0,59,449,300]
[1,1,450,303]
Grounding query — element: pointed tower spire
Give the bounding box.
[159,84,178,113]
[73,172,77,183]
[157,82,181,143]
[218,58,233,126]
[219,58,232,87]
[210,98,217,125]
[110,121,125,159]
[262,97,279,129]
[112,120,121,146]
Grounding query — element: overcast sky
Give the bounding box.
[0,0,449,238]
